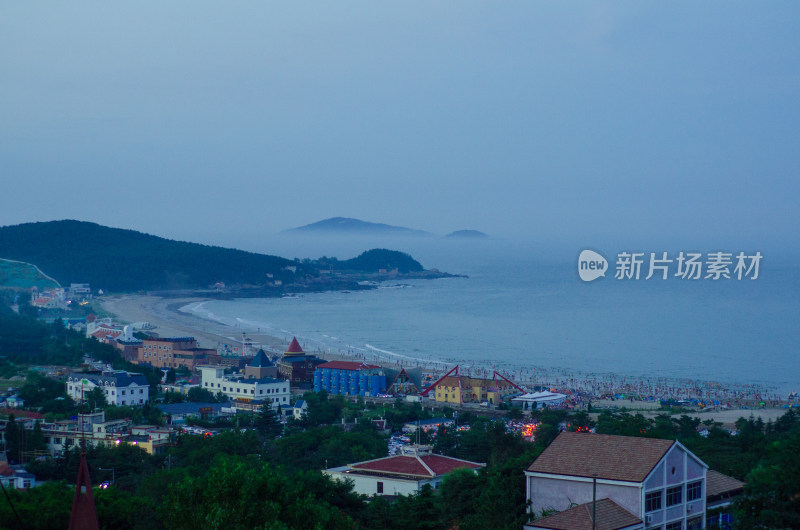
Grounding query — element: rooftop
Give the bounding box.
[347,453,483,479]
[285,337,304,354]
[249,349,273,368]
[706,469,745,499]
[317,361,381,371]
[526,498,641,530]
[527,432,676,482]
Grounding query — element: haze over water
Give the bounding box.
[184,236,799,395]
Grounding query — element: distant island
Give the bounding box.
[445,230,490,239]
[285,217,490,239]
[0,220,460,295]
[283,217,432,237]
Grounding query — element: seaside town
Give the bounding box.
[0,283,797,529]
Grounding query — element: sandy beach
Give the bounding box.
[100,295,286,353]
[99,294,798,412]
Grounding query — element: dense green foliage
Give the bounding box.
[0,220,306,291]
[312,249,424,274]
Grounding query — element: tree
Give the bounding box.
[86,386,107,410]
[161,456,355,529]
[736,430,800,528]
[186,386,217,403]
[5,415,20,463]
[254,404,283,439]
[29,420,46,453]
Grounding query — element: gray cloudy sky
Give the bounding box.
[2,2,798,250]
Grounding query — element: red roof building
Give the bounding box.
[325,446,483,497]
[316,361,381,371]
[277,337,325,386]
[285,337,304,355]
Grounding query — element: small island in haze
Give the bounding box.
[283,217,432,237]
[445,229,490,239]
[285,217,490,239]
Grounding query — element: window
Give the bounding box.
[645,490,662,512]
[666,486,682,507]
[666,522,682,530]
[686,480,702,501]
[686,517,702,530]
[377,482,384,494]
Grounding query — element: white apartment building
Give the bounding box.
[66,370,150,406]
[199,366,290,411]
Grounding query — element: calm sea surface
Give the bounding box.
[184,237,799,395]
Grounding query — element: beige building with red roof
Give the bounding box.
[324,445,483,497]
[525,432,708,530]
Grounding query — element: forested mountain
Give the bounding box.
[0,220,308,292]
[313,249,424,274]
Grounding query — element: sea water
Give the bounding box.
[182,237,799,395]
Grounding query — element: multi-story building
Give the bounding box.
[114,337,142,363]
[66,371,150,407]
[276,337,325,385]
[244,349,278,379]
[313,361,386,397]
[137,337,215,371]
[432,375,517,404]
[199,366,290,411]
[525,432,708,530]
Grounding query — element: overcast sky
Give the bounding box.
[2,2,798,251]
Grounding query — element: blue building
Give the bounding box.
[314,361,386,397]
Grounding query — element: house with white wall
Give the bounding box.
[324,445,483,497]
[525,432,708,530]
[66,371,150,406]
[199,366,289,411]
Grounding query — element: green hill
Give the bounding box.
[0,258,60,290]
[0,220,310,292]
[312,249,424,274]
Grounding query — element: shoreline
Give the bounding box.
[100,294,798,408]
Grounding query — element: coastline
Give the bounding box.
[101,294,796,409]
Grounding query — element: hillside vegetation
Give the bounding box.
[0,258,60,290]
[0,220,308,292]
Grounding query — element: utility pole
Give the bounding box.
[592,474,597,530]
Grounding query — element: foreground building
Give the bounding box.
[66,370,150,406]
[525,432,708,530]
[324,445,484,496]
